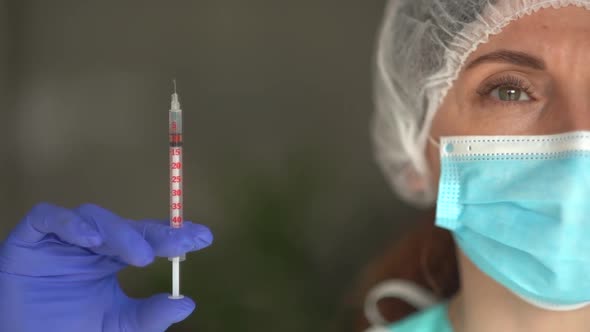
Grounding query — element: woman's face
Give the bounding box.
[427,6,590,184]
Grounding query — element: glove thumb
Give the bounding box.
[131,294,196,332]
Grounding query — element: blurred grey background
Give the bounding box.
[0,1,420,331]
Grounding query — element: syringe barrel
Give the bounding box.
[169,109,183,229]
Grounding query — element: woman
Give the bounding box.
[360,1,590,331]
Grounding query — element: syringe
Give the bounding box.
[169,79,184,299]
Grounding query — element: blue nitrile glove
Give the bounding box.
[0,203,213,332]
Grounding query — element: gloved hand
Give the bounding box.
[0,203,213,332]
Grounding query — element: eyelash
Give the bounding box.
[476,75,537,103]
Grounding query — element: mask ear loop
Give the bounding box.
[363,137,441,332]
[428,136,440,148]
[403,136,442,195]
[363,279,439,327]
[363,325,391,332]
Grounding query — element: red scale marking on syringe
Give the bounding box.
[170,144,183,228]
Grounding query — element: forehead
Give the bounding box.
[466,6,590,62]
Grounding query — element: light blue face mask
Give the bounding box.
[435,131,590,311]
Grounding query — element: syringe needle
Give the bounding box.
[171,80,181,111]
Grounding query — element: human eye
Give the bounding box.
[476,74,537,104]
[490,85,531,102]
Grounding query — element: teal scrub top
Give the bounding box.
[387,302,453,332]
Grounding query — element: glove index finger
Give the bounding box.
[12,202,103,247]
[75,204,155,267]
[136,220,213,258]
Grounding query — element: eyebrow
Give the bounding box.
[465,50,546,71]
